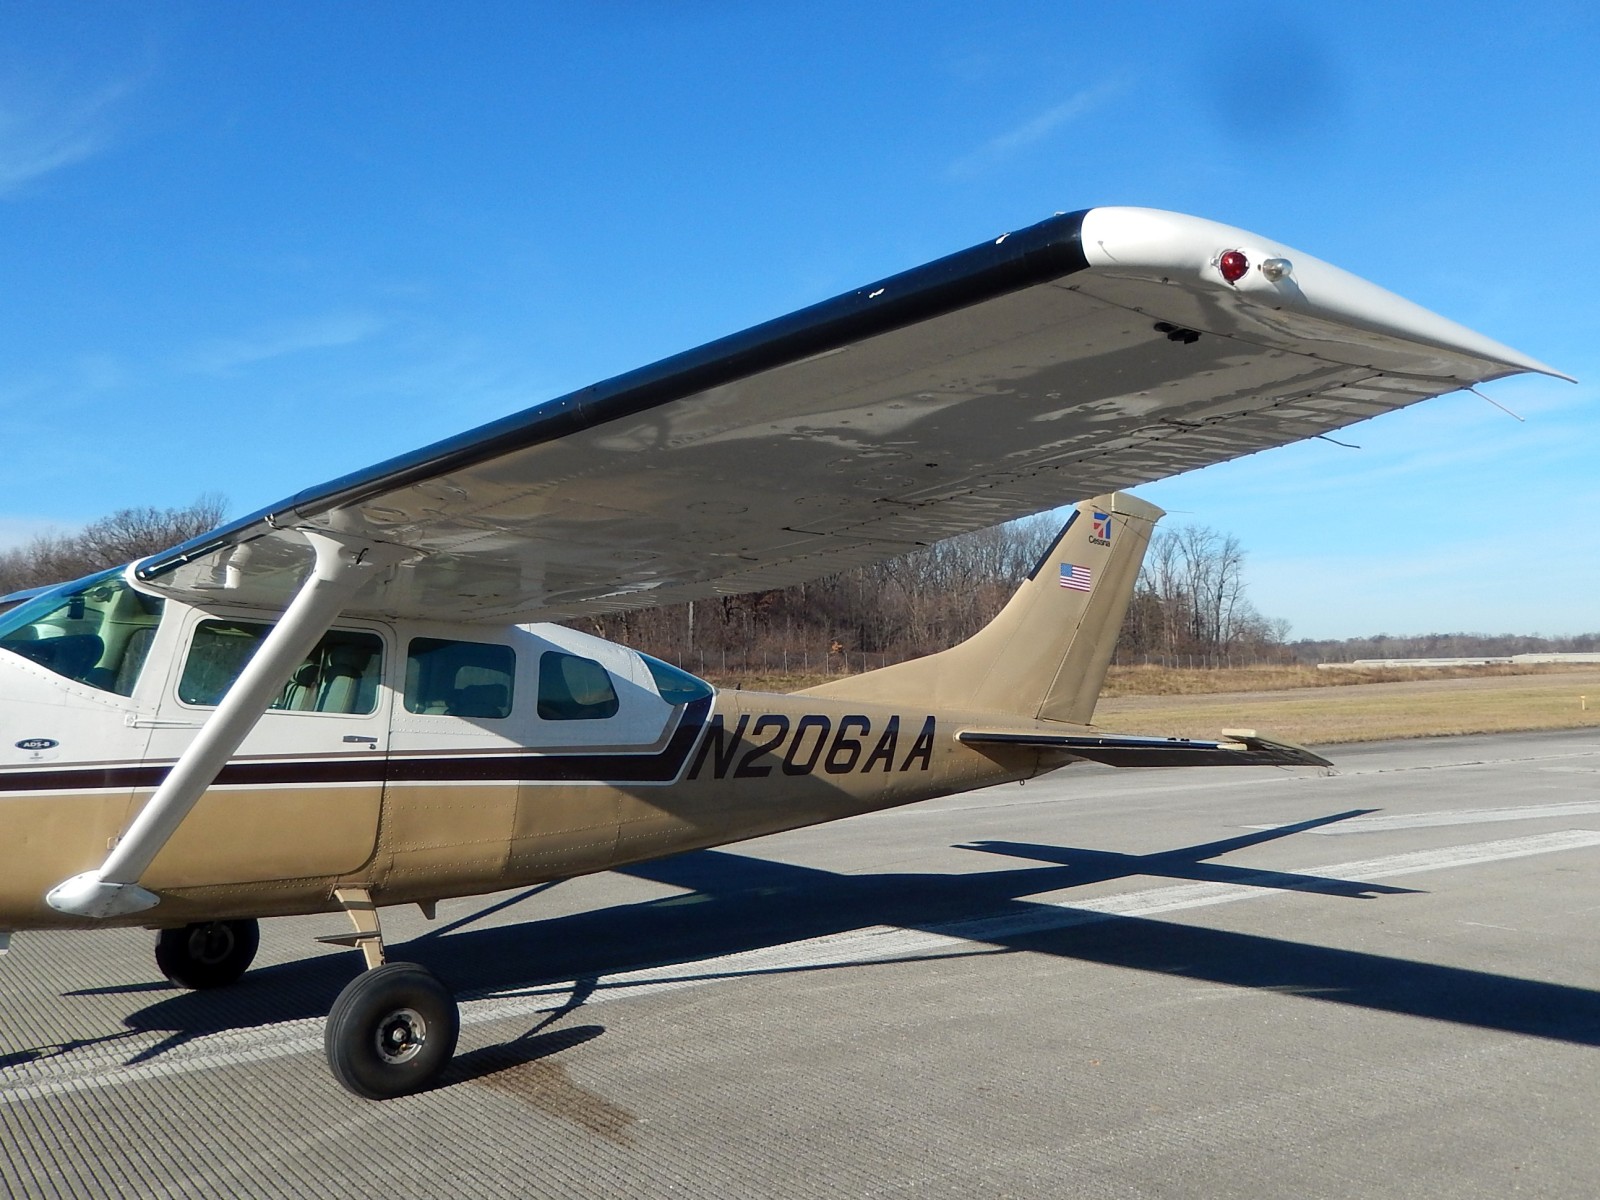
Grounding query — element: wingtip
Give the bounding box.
[1080,206,1572,389]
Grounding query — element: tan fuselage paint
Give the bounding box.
[0,688,1064,932]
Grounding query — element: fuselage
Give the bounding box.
[0,572,1059,933]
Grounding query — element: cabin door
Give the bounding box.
[137,611,391,891]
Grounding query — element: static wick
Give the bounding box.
[1316,433,1361,449]
[1469,385,1525,422]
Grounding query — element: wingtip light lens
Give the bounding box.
[1260,257,1293,282]
[1218,250,1249,283]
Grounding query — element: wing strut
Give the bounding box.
[45,531,407,919]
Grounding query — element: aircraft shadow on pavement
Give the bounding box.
[57,807,1600,1072]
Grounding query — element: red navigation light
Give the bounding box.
[1218,250,1249,283]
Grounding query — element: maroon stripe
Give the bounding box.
[0,698,711,793]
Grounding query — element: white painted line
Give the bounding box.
[1246,802,1600,834]
[4,829,1599,1103]
[1325,748,1600,778]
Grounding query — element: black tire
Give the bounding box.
[324,962,459,1100]
[154,919,260,989]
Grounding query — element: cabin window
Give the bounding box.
[0,569,165,697]
[404,637,515,718]
[179,622,384,713]
[537,651,620,721]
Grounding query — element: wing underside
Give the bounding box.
[134,207,1563,622]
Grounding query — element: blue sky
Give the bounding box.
[2,1,1595,639]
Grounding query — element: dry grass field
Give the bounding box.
[1091,666,1600,746]
[707,664,1600,746]
[1097,662,1590,696]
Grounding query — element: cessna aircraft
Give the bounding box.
[0,208,1565,1100]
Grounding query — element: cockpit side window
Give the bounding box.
[0,570,164,697]
[179,621,384,713]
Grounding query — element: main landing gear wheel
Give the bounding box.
[154,918,260,989]
[324,962,459,1100]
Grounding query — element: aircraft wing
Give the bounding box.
[132,207,1565,623]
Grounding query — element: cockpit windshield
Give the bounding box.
[0,568,165,696]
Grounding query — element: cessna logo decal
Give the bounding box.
[689,714,936,780]
[1089,510,1112,546]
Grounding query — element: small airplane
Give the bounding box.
[0,207,1566,1099]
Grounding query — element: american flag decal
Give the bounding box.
[1059,563,1093,591]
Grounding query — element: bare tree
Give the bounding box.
[1117,522,1285,664]
[73,493,228,568]
[0,495,227,596]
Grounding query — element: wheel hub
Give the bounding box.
[375,1007,428,1064]
[188,923,234,965]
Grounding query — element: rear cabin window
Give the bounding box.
[405,637,515,718]
[537,651,619,721]
[179,622,383,714]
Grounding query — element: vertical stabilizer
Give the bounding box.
[801,492,1164,726]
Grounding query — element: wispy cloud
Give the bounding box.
[948,80,1127,178]
[0,78,135,197]
[184,312,388,374]
[0,355,129,418]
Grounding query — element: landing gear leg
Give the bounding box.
[321,888,459,1100]
[155,918,260,989]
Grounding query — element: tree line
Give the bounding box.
[10,498,1588,672]
[579,514,1293,673]
[1289,631,1600,662]
[1,498,1275,666]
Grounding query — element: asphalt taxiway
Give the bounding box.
[3,728,1598,1198]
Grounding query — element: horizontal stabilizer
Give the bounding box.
[958,728,1331,769]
